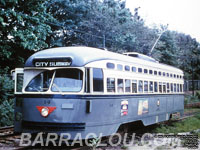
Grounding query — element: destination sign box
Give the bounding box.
[33,58,72,67]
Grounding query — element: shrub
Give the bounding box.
[0,68,14,104]
[195,91,200,100]
[0,68,14,127]
[0,99,14,126]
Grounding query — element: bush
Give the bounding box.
[195,91,200,100]
[0,68,14,127]
[0,99,14,126]
[0,68,14,104]
[184,94,199,105]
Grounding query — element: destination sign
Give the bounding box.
[33,58,72,67]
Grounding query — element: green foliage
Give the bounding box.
[48,0,200,80]
[0,68,14,127]
[153,31,178,66]
[0,0,53,69]
[195,91,200,99]
[154,114,200,134]
[152,30,200,80]
[0,68,14,104]
[185,91,200,104]
[47,0,156,53]
[174,33,200,80]
[0,99,14,127]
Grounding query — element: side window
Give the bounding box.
[144,69,148,74]
[163,72,165,76]
[167,83,170,93]
[132,67,136,72]
[163,82,166,93]
[171,83,173,93]
[167,73,169,77]
[106,63,115,69]
[138,80,143,93]
[144,81,148,92]
[177,84,180,92]
[132,80,137,93]
[154,71,157,75]
[93,68,103,92]
[117,64,123,71]
[13,68,24,94]
[149,70,153,74]
[174,83,176,92]
[125,65,130,71]
[138,68,142,73]
[174,74,176,78]
[107,78,115,92]
[149,81,153,92]
[180,84,183,92]
[159,71,161,76]
[154,82,158,92]
[16,73,24,93]
[125,79,131,93]
[117,79,124,93]
[170,74,172,77]
[159,82,162,93]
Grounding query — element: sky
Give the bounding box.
[126,0,200,42]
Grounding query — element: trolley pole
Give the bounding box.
[103,35,105,49]
[149,25,168,56]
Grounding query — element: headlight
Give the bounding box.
[41,107,49,117]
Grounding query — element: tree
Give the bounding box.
[0,0,53,69]
[47,0,89,47]
[152,30,178,66]
[173,32,200,79]
[47,0,151,52]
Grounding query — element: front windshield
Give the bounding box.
[51,69,83,92]
[25,70,54,92]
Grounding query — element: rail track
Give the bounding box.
[0,126,14,138]
[0,111,199,150]
[0,126,26,150]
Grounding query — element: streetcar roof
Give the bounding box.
[24,46,183,73]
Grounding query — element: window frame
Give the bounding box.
[106,62,115,69]
[125,79,131,93]
[125,65,130,71]
[93,68,104,92]
[138,80,143,93]
[117,64,123,71]
[144,69,148,74]
[138,68,143,73]
[132,80,137,93]
[107,77,116,93]
[132,66,137,72]
[117,78,124,93]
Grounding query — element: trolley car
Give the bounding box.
[12,46,184,139]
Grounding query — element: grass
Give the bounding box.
[184,108,200,114]
[154,113,200,137]
[184,91,200,105]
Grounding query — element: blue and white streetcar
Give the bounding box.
[12,46,184,139]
